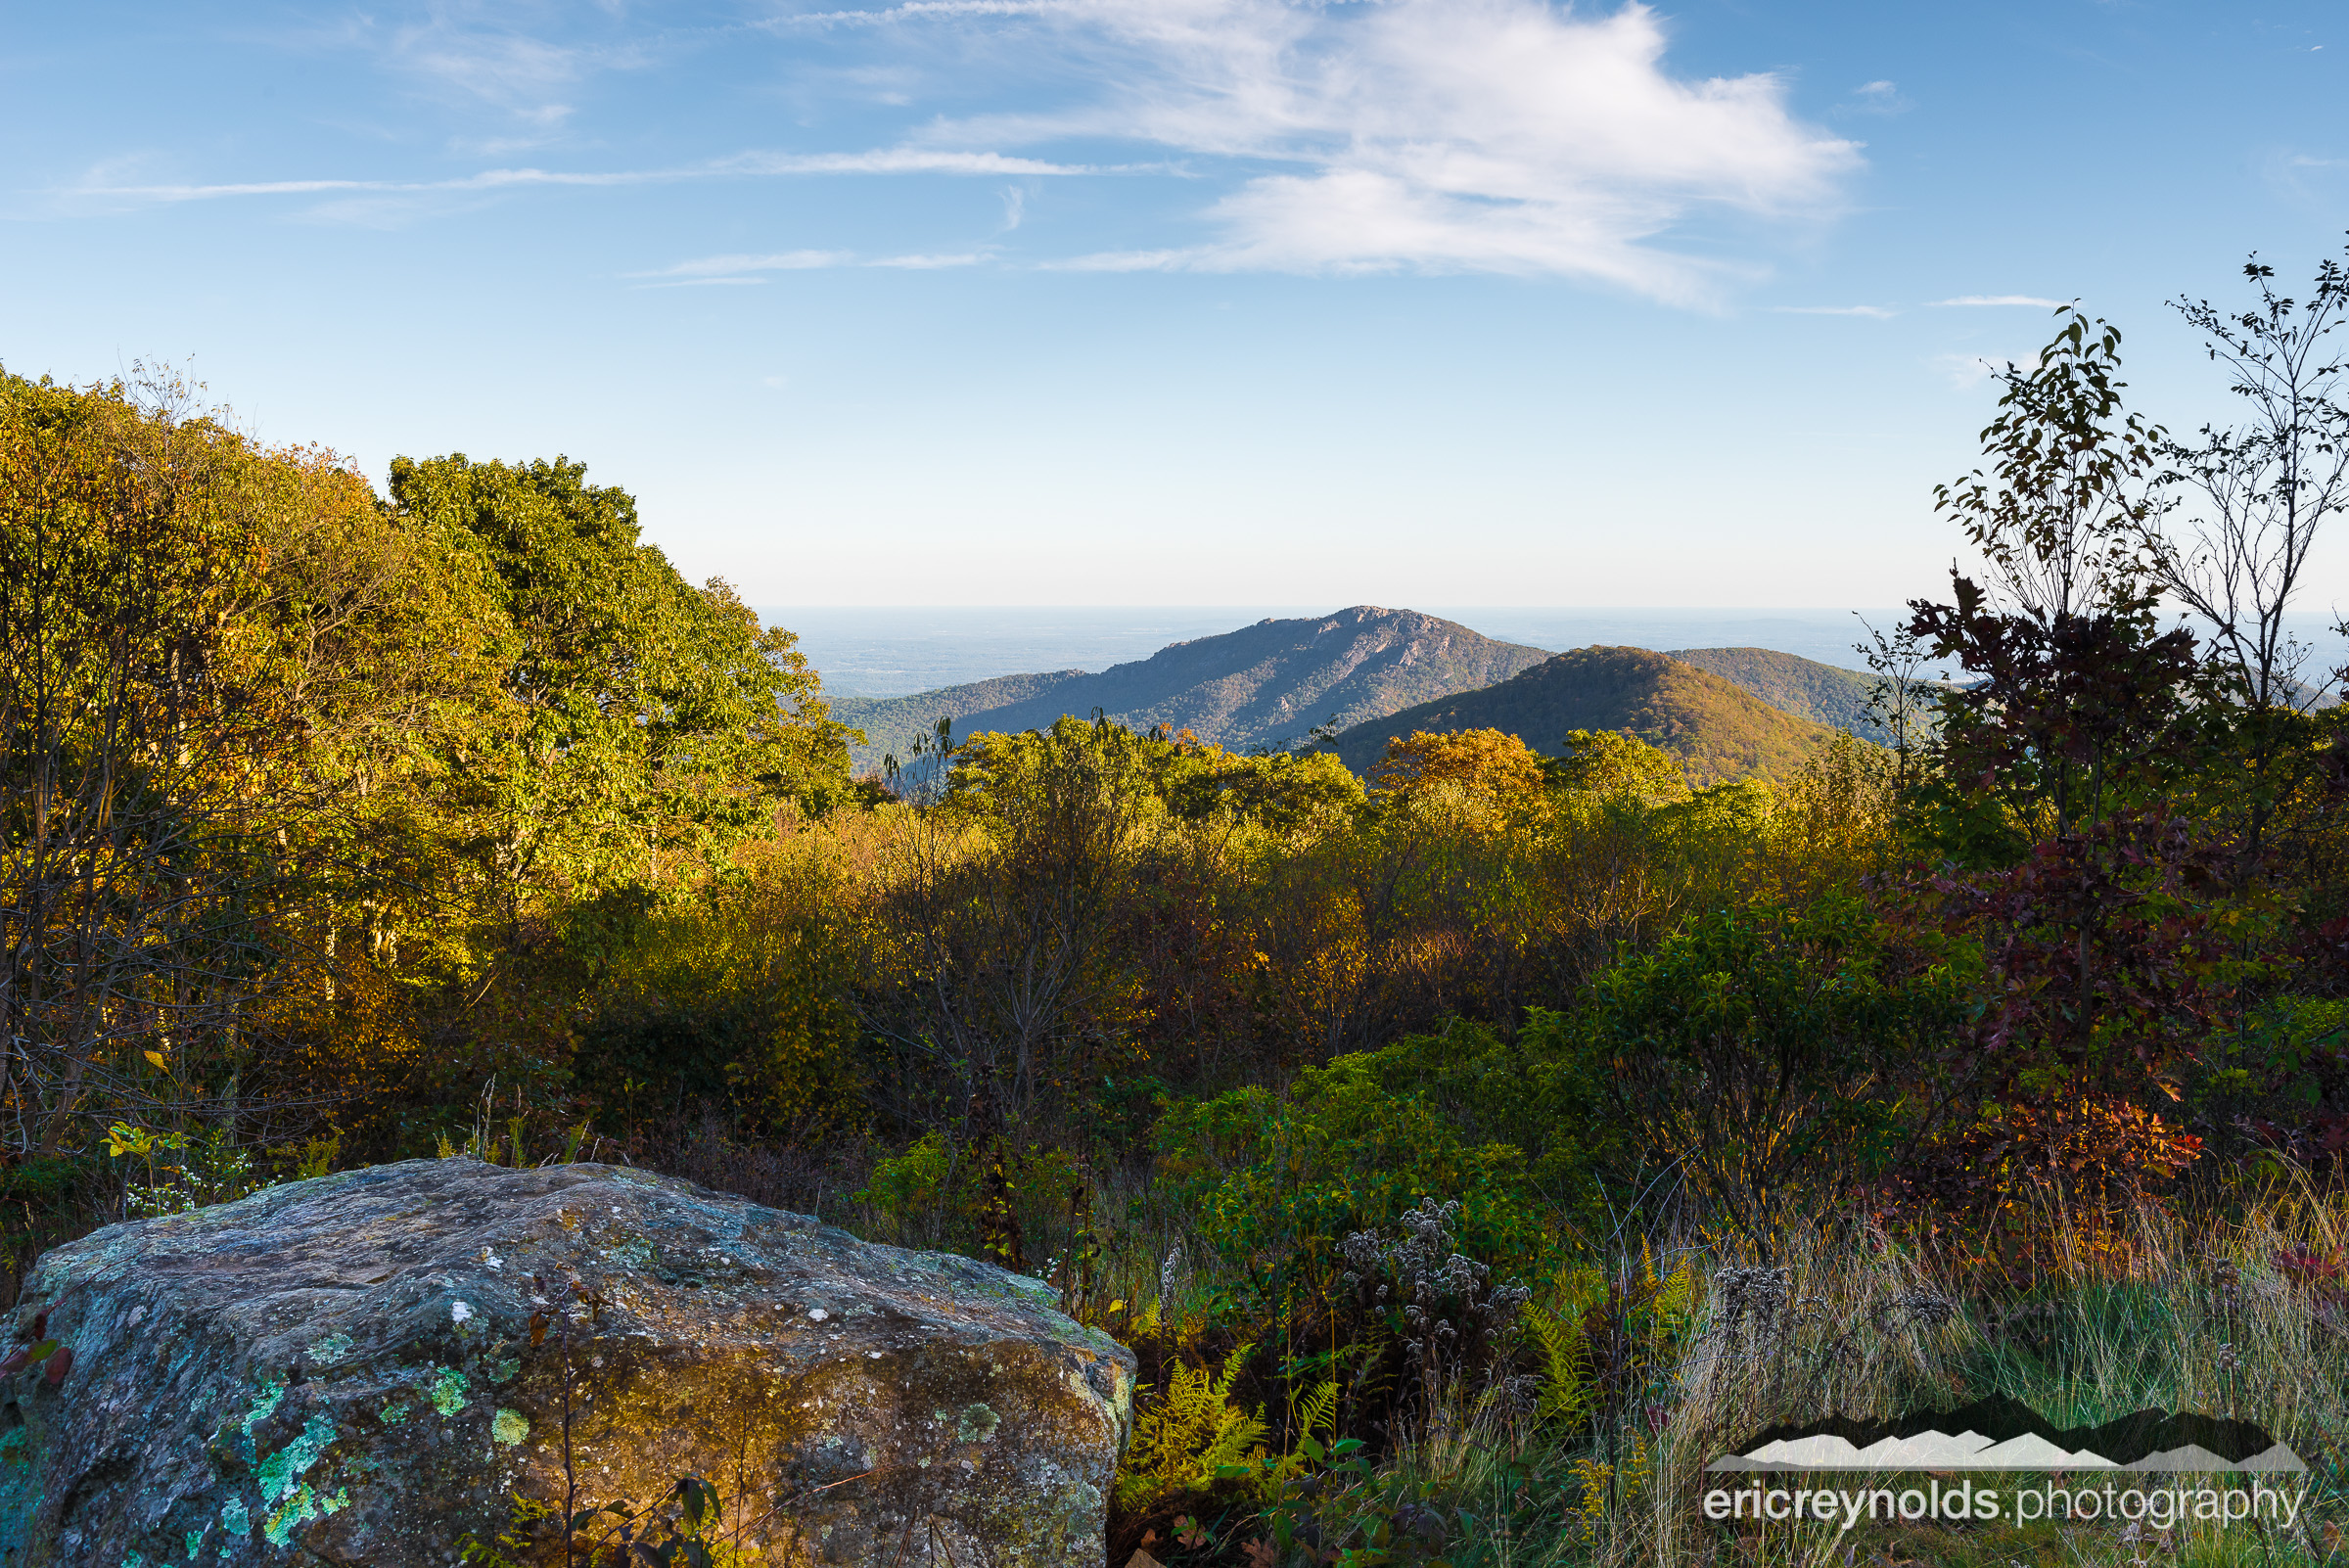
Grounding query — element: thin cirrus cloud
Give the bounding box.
[624,250,989,285]
[1930,295,2069,308]
[68,149,1107,207]
[1839,79,1910,115]
[803,0,1862,302]
[1773,304,1898,317]
[73,1,1861,306]
[1933,351,2026,390]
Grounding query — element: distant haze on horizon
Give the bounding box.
[774,604,2349,699]
[773,605,1902,698]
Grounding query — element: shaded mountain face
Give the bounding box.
[831,669,1090,771]
[1329,645,1837,784]
[1668,647,1889,744]
[829,607,1551,771]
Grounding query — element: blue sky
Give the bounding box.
[5,1,2346,609]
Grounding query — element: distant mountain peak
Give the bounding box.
[828,607,1551,771]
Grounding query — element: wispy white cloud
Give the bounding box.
[897,0,1861,300]
[1930,295,2068,308]
[717,149,1108,176]
[1932,351,2024,390]
[626,249,990,282]
[69,150,1111,208]
[96,0,1860,302]
[1043,248,1196,272]
[1840,79,1909,115]
[1773,303,1897,317]
[790,0,1062,23]
[373,8,658,124]
[629,251,857,279]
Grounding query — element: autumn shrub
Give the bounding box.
[1371,728,1548,808]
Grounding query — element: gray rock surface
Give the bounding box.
[0,1158,1133,1566]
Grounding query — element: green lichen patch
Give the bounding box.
[219,1497,250,1540]
[305,1332,353,1366]
[491,1408,530,1447]
[488,1356,520,1384]
[240,1377,286,1445]
[431,1365,470,1414]
[263,1481,346,1547]
[956,1404,1001,1444]
[182,1527,203,1559]
[377,1400,408,1426]
[605,1236,657,1270]
[257,1414,336,1503]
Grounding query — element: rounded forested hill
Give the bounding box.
[1666,646,1889,744]
[1329,645,1839,784]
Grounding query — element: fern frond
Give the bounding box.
[1111,1341,1270,1509]
[1527,1302,1592,1423]
[1291,1378,1338,1442]
[1652,1256,1697,1322]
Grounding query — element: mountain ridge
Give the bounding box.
[830,606,1551,769]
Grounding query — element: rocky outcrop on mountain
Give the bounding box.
[0,1159,1131,1566]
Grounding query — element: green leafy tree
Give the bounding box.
[386,454,852,936]
[1543,729,1688,802]
[864,715,1161,1140]
[0,370,509,1152]
[2145,246,2349,884]
[1909,308,2204,859]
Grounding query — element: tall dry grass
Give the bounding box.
[1189,1184,2349,1567]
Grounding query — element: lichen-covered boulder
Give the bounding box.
[0,1159,1133,1566]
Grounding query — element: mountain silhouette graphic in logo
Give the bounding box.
[1709,1397,2303,1473]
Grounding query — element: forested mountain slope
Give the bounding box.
[833,606,1549,769]
[831,669,1090,767]
[1667,646,1888,742]
[1330,644,1839,783]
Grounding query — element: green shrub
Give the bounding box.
[856,1131,956,1227]
[1531,894,1962,1246]
[1295,1021,1622,1234]
[1153,1055,1558,1314]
